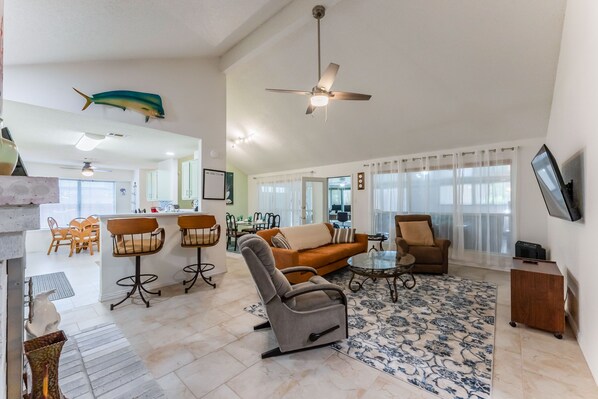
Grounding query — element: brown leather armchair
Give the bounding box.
[395,215,451,274]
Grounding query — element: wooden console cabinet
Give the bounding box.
[510,258,565,339]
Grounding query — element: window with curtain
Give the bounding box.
[256,173,304,227]
[40,179,116,227]
[371,148,517,269]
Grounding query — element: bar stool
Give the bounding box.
[178,214,220,293]
[107,217,165,310]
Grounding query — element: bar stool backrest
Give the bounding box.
[107,217,164,256]
[178,215,221,247]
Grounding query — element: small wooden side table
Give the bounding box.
[367,233,388,252]
[509,258,565,339]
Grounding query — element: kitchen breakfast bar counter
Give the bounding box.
[98,212,223,302]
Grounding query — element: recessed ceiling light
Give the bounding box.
[166,151,175,156]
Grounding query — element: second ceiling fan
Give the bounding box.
[266,5,371,115]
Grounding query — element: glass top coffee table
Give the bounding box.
[347,251,416,302]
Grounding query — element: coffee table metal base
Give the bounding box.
[348,269,416,302]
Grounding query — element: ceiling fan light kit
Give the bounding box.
[81,161,94,177]
[310,94,329,107]
[265,5,371,115]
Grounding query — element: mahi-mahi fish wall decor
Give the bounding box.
[73,88,165,122]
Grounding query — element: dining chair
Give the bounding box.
[85,215,101,251]
[253,211,265,231]
[262,213,273,228]
[69,218,87,230]
[69,226,98,257]
[226,213,249,251]
[46,217,72,255]
[267,214,281,229]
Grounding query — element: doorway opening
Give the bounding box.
[328,176,352,228]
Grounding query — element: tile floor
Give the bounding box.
[29,250,598,399]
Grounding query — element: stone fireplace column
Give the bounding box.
[0,176,58,398]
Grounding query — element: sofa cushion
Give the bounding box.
[399,221,434,246]
[280,223,331,250]
[332,228,355,243]
[408,245,443,264]
[271,233,291,249]
[297,242,364,268]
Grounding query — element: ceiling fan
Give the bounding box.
[60,161,112,177]
[266,5,372,115]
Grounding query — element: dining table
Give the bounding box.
[236,219,266,231]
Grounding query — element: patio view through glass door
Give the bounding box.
[301,177,328,224]
[328,176,352,228]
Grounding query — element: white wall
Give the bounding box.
[6,57,227,276]
[544,0,598,381]
[114,181,132,214]
[248,137,548,252]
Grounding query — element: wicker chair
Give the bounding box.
[46,217,72,255]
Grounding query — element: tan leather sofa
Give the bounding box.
[257,223,368,283]
[395,214,451,274]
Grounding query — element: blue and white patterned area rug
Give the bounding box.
[245,270,497,399]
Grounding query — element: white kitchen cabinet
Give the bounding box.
[146,170,170,201]
[181,160,199,200]
[146,170,158,201]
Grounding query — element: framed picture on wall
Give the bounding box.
[202,168,226,200]
[225,172,234,205]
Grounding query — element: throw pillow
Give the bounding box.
[332,228,355,244]
[280,223,331,250]
[399,221,434,246]
[271,233,292,249]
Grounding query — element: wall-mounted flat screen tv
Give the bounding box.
[531,144,581,221]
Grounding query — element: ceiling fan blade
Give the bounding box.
[330,91,372,101]
[266,88,312,95]
[317,63,339,91]
[306,103,316,115]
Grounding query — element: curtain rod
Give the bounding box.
[362,147,515,167]
[253,170,314,180]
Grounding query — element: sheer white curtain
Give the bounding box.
[256,173,306,227]
[452,149,518,268]
[369,160,401,238]
[371,147,518,270]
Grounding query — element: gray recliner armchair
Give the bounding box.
[239,234,348,359]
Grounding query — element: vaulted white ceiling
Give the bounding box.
[226,0,567,175]
[3,0,292,65]
[4,0,567,176]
